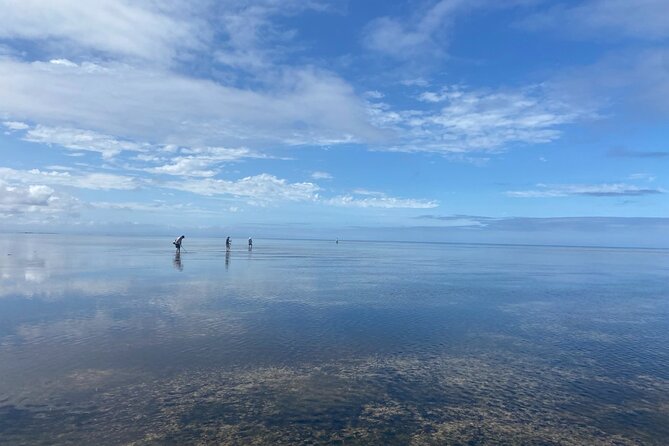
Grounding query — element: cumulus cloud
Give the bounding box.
[0,182,79,217]
[0,165,436,212]
[506,183,665,198]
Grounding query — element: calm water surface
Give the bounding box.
[0,234,668,445]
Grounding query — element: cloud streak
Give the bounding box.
[144,147,267,178]
[164,173,320,204]
[23,124,147,159]
[327,193,438,209]
[0,167,138,191]
[369,84,589,154]
[0,0,205,63]
[520,0,669,41]
[608,148,669,158]
[507,183,665,198]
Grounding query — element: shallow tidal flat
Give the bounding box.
[1,235,667,445]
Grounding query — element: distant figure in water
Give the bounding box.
[173,235,185,252]
[336,238,339,244]
[248,237,253,250]
[226,236,231,250]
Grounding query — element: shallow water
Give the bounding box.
[0,234,668,445]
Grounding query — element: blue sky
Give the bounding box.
[0,0,667,245]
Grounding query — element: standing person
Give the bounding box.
[248,237,253,249]
[226,236,231,250]
[173,235,185,252]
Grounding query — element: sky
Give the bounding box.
[0,0,667,246]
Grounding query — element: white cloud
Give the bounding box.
[628,173,656,182]
[144,146,267,177]
[160,173,439,210]
[44,165,76,171]
[351,189,384,196]
[48,58,78,67]
[0,181,79,217]
[507,183,665,198]
[89,201,212,214]
[310,171,333,180]
[2,120,29,131]
[0,0,204,62]
[165,173,320,204]
[362,0,470,59]
[213,0,335,71]
[364,91,384,100]
[23,125,147,159]
[146,157,218,178]
[520,0,669,41]
[0,167,138,191]
[180,146,259,159]
[327,194,438,209]
[400,78,430,87]
[0,58,381,150]
[0,184,53,206]
[370,84,589,154]
[414,214,490,227]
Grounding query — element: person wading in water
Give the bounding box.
[173,235,185,252]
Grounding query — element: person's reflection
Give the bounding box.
[173,251,183,271]
[225,249,230,270]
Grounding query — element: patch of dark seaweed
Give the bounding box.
[2,352,667,445]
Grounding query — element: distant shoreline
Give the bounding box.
[2,232,668,252]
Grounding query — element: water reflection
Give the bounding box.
[0,234,667,444]
[225,249,230,270]
[173,252,183,271]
